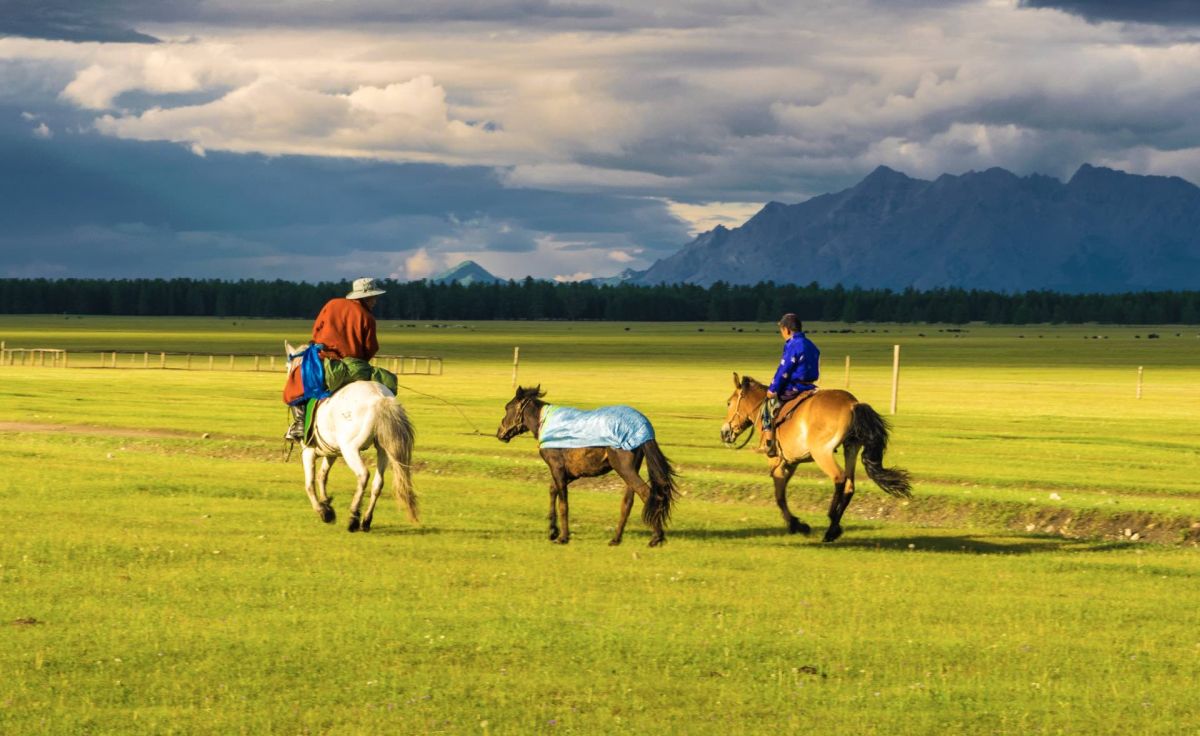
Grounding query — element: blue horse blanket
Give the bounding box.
[539,405,655,450]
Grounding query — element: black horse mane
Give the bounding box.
[740,375,764,389]
[516,385,546,400]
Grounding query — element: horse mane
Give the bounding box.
[740,375,764,389]
[516,385,546,400]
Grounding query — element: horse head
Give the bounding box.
[721,372,766,445]
[284,340,303,374]
[496,385,544,442]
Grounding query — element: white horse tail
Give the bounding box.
[375,400,419,523]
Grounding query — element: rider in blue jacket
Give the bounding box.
[763,313,820,457]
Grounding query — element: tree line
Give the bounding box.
[1,277,1197,324]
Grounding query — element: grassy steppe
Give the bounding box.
[1,316,1199,734]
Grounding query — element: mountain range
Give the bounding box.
[633,164,1200,293]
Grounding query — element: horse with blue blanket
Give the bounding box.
[496,386,679,547]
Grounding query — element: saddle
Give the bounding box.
[770,388,819,430]
[301,397,329,447]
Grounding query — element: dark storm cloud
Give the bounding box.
[1020,1,1200,25]
[0,1,160,43]
[0,0,764,42]
[0,104,688,279]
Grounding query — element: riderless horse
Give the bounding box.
[497,385,678,547]
[721,373,911,542]
[284,341,417,532]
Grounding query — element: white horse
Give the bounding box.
[284,341,418,532]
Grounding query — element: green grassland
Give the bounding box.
[2,316,1199,734]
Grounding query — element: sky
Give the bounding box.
[3,0,1200,281]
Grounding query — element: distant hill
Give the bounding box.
[583,268,642,287]
[635,164,1200,292]
[430,260,503,285]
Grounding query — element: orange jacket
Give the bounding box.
[283,298,378,404]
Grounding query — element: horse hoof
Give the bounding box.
[608,538,622,547]
[361,519,372,532]
[648,537,664,548]
[348,516,361,533]
[823,526,843,543]
[320,506,336,524]
[789,519,811,535]
[553,536,570,545]
[548,529,560,541]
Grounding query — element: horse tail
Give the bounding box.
[641,439,680,529]
[847,403,912,498]
[375,399,419,523]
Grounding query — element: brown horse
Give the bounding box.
[720,373,911,542]
[496,386,679,547]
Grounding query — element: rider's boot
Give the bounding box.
[762,428,778,457]
[284,403,305,443]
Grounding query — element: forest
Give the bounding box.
[1,277,1197,324]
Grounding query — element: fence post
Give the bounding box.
[0,340,5,364]
[208,355,214,370]
[255,355,260,371]
[844,355,851,388]
[1136,366,1144,399]
[63,351,69,368]
[143,351,149,368]
[270,355,276,371]
[112,352,118,368]
[228,355,234,370]
[160,352,166,369]
[890,344,900,415]
[186,354,192,370]
[512,347,520,389]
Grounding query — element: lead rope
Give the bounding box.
[394,382,486,435]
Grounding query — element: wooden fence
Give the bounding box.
[0,344,442,375]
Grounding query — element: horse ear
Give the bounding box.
[732,372,740,388]
[535,383,544,397]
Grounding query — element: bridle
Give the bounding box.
[498,395,540,441]
[724,385,764,449]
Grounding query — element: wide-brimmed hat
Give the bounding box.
[346,277,386,300]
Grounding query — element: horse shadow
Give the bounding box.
[669,526,795,541]
[809,530,1131,555]
[670,524,1131,554]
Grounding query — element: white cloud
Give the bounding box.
[403,247,438,279]
[32,122,52,138]
[664,200,765,236]
[553,271,594,282]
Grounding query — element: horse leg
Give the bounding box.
[360,445,387,532]
[342,448,371,533]
[609,450,653,547]
[555,482,571,544]
[544,456,570,542]
[829,443,861,541]
[301,447,332,522]
[812,445,849,543]
[772,460,809,535]
[315,455,336,523]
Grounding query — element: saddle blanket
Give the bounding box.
[539,405,654,450]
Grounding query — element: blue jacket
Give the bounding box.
[769,332,820,396]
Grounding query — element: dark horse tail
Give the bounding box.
[641,439,680,529]
[847,403,912,498]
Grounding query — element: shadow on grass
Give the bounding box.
[825,531,1130,555]
[669,526,796,541]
